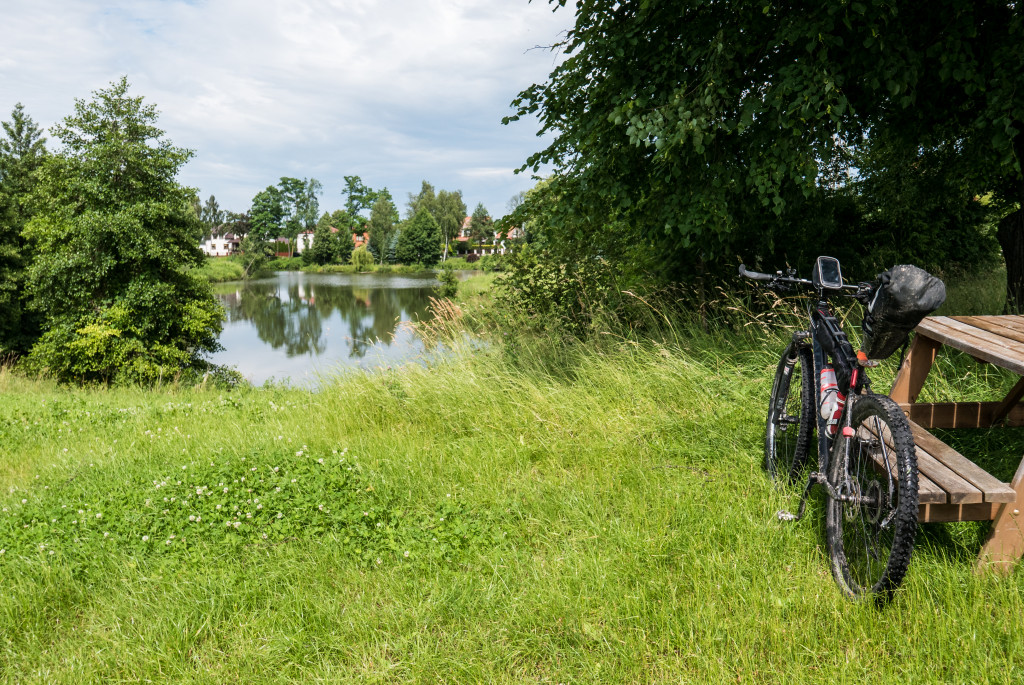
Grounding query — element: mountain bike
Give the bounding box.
[740,256,919,604]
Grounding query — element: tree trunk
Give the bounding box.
[998,207,1024,313]
[996,133,1024,314]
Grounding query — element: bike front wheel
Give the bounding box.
[826,394,919,603]
[764,343,815,484]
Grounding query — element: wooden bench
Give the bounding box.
[891,315,1024,572]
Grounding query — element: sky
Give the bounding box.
[0,0,576,220]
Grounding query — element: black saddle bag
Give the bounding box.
[861,265,946,360]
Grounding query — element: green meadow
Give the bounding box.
[0,272,1021,683]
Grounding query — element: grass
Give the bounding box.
[195,257,246,283]
[935,264,1007,317]
[0,269,1021,682]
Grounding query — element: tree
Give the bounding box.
[224,210,252,239]
[435,189,467,261]
[351,245,374,270]
[508,1,1023,292]
[396,208,441,266]
[201,194,223,236]
[23,77,223,384]
[368,194,398,264]
[330,208,358,231]
[0,103,47,353]
[407,180,437,219]
[239,233,272,278]
[469,203,493,250]
[342,175,378,221]
[306,212,340,265]
[278,176,322,243]
[250,185,285,242]
[507,190,527,215]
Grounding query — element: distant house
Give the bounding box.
[296,226,369,254]
[352,230,370,249]
[453,216,522,255]
[201,233,240,257]
[296,229,317,253]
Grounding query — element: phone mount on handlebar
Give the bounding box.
[811,256,843,291]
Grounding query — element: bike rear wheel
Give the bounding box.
[826,394,919,603]
[764,343,814,484]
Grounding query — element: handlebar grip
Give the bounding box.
[738,264,772,281]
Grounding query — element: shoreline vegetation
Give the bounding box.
[196,254,502,283]
[1,268,1022,680]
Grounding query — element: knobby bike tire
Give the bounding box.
[764,343,815,484]
[826,394,919,604]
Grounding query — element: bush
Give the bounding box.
[492,245,626,339]
[267,257,304,271]
[442,257,470,269]
[436,263,459,298]
[351,246,374,271]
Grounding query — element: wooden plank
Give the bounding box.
[908,421,1017,503]
[861,416,946,503]
[920,502,1000,523]
[925,317,1024,372]
[953,316,1024,346]
[898,402,1024,428]
[976,316,1024,336]
[901,402,990,428]
[914,445,984,504]
[917,469,949,504]
[917,317,1024,376]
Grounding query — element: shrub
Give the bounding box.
[492,245,625,339]
[351,246,374,271]
[436,263,459,298]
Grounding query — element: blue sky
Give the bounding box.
[1,0,575,219]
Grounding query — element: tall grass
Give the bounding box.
[195,257,246,283]
[0,268,1020,681]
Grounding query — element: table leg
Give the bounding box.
[890,335,941,405]
[977,459,1024,573]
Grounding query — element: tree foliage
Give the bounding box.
[368,195,398,264]
[22,77,222,384]
[407,180,437,220]
[468,203,492,249]
[306,212,340,265]
[201,194,223,236]
[508,1,1022,289]
[279,176,322,238]
[396,208,441,266]
[342,175,384,221]
[250,185,285,242]
[0,103,47,353]
[435,189,467,261]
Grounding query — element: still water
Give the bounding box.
[207,271,447,386]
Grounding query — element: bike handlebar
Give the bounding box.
[737,264,773,281]
[739,263,873,300]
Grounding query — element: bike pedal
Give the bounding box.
[777,510,798,522]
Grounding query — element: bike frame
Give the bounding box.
[767,274,877,516]
[807,298,865,484]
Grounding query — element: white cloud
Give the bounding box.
[0,0,574,216]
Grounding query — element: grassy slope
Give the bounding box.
[0,276,1022,682]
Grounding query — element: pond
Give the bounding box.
[207,271,455,386]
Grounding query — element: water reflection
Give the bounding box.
[208,271,444,385]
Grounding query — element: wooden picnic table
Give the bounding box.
[890,315,1024,572]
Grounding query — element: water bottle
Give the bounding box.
[819,366,846,436]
